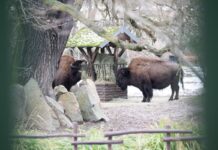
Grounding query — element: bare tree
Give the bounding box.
[11,0,203,95]
[73,0,204,81]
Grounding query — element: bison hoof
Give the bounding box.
[175,97,179,100]
[142,99,150,103]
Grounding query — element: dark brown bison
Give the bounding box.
[116,57,184,102]
[52,55,86,91]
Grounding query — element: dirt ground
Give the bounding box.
[80,95,204,131]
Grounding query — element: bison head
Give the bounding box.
[71,60,87,72]
[69,60,87,84]
[116,68,130,90]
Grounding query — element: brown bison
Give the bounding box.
[116,57,184,102]
[52,55,86,91]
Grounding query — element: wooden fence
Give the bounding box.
[11,124,204,150]
[163,136,205,150]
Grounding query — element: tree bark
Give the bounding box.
[20,23,73,95]
[16,0,84,95]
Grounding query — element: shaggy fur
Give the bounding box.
[116,57,184,102]
[52,55,85,91]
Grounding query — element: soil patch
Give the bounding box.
[80,96,203,131]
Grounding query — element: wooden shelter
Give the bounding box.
[66,26,138,101]
[66,26,138,80]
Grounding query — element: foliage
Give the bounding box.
[11,120,205,150]
[66,26,119,47]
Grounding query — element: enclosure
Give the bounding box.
[8,0,206,149]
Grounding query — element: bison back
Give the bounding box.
[128,57,180,89]
[52,55,75,90]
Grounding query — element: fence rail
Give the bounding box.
[104,129,192,137]
[163,136,205,150]
[11,124,204,150]
[71,140,123,145]
[10,134,85,139]
[163,136,205,142]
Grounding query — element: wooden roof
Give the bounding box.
[66,26,139,48]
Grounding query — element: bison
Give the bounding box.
[52,55,86,91]
[116,57,184,102]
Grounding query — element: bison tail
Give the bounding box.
[180,67,184,89]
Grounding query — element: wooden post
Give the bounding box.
[165,125,171,150]
[113,47,118,75]
[73,123,78,150]
[107,129,113,150]
[107,135,113,150]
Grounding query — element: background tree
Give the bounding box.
[47,0,204,80]
[10,0,203,95]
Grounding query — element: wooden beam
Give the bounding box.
[87,47,93,58]
[78,47,88,60]
[113,47,118,74]
[71,140,123,145]
[163,136,205,142]
[92,47,99,62]
[118,48,126,57]
[100,48,105,54]
[106,46,112,55]
[105,129,192,137]
[10,134,86,139]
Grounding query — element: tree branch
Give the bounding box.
[43,0,159,53]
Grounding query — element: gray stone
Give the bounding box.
[45,96,64,113]
[126,49,158,64]
[62,48,73,56]
[24,78,60,131]
[161,52,179,63]
[45,96,73,128]
[58,92,83,122]
[10,84,27,122]
[54,85,68,100]
[71,79,109,121]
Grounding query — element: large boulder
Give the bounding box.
[24,78,60,131]
[161,51,179,63]
[10,84,27,122]
[71,79,109,121]
[54,85,68,100]
[45,96,73,128]
[54,85,83,122]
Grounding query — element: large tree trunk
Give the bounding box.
[16,0,84,95]
[21,23,73,95]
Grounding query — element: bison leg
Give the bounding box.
[141,87,148,102]
[142,97,147,102]
[169,84,175,101]
[174,84,179,100]
[146,86,153,102]
[170,80,180,100]
[141,85,152,102]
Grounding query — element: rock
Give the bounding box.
[58,93,83,122]
[161,52,179,63]
[54,85,68,100]
[55,86,83,122]
[45,96,64,113]
[126,49,158,64]
[24,78,60,131]
[10,84,27,122]
[45,96,73,128]
[62,48,73,56]
[71,79,109,122]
